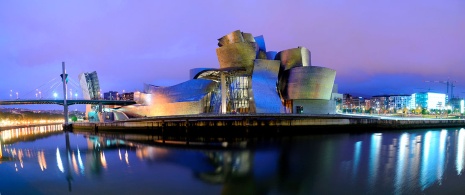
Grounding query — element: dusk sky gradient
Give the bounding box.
[1,0,464,109]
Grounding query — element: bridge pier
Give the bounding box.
[62,62,69,127]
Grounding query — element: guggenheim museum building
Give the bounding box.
[120,30,340,117]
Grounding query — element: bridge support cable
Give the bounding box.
[13,77,60,100]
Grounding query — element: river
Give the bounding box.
[1,125,465,194]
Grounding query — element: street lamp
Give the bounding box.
[39,91,42,99]
[54,92,58,100]
[16,92,18,99]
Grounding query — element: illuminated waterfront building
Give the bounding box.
[117,30,338,117]
[78,71,101,100]
[411,92,447,110]
[449,97,465,113]
[103,91,119,100]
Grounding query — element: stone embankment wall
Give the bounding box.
[71,114,465,135]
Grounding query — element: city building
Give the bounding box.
[449,97,464,114]
[120,30,339,117]
[78,71,101,100]
[411,92,447,110]
[104,91,119,100]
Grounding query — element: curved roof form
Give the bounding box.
[189,68,212,80]
[191,67,248,82]
[150,79,218,103]
[217,30,245,47]
[216,42,257,75]
[280,66,336,100]
[275,47,311,71]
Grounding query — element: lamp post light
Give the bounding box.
[54,92,58,100]
[39,91,42,99]
[16,92,18,99]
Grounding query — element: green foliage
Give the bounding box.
[70,114,78,122]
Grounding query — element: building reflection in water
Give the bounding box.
[4,125,465,194]
[457,129,465,175]
[352,141,361,180]
[368,133,382,192]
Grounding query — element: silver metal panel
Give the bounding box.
[78,71,101,100]
[292,99,337,114]
[78,73,91,100]
[217,30,244,47]
[250,59,283,113]
[122,79,218,116]
[254,35,266,52]
[275,47,311,71]
[266,51,277,60]
[216,42,257,75]
[281,66,336,100]
[242,33,256,43]
[189,68,212,80]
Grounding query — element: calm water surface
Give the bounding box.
[1,125,465,194]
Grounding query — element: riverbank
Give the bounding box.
[71,114,465,136]
[0,123,62,131]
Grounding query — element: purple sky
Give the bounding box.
[1,0,464,107]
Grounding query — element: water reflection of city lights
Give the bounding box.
[119,149,122,161]
[368,133,382,192]
[125,150,129,165]
[56,148,64,173]
[38,151,47,171]
[394,133,408,194]
[352,141,361,180]
[77,148,84,174]
[438,130,447,184]
[72,152,79,174]
[457,129,465,175]
[101,151,107,169]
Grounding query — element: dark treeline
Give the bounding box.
[0,111,63,121]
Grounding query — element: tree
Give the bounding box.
[70,114,78,122]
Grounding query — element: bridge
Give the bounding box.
[1,62,137,129]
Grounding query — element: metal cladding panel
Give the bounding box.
[275,47,311,71]
[292,99,336,114]
[242,33,256,43]
[251,59,283,113]
[152,79,218,103]
[254,35,266,52]
[216,42,257,75]
[189,68,212,80]
[266,51,277,60]
[121,101,204,117]
[78,73,91,100]
[257,50,267,59]
[218,30,244,47]
[283,66,336,100]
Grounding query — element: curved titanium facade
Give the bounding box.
[216,42,257,75]
[218,30,245,47]
[281,66,336,100]
[189,68,212,80]
[242,33,256,43]
[250,59,283,113]
[275,47,311,71]
[122,79,219,116]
